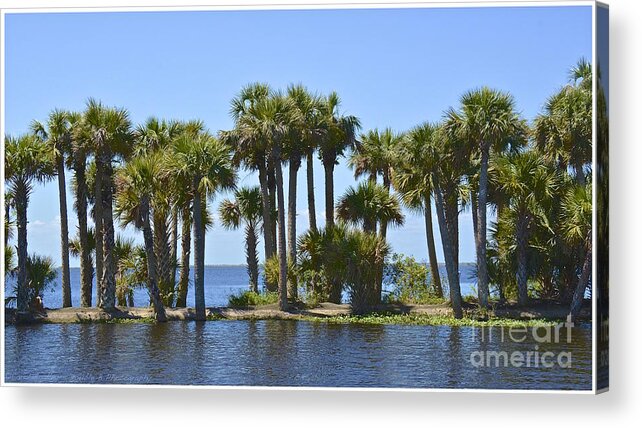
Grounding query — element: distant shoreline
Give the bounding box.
[61,262,478,270]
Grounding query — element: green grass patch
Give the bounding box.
[228,291,279,308]
[301,312,559,327]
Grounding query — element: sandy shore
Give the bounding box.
[4,300,589,325]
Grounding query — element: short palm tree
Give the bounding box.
[31,109,75,307]
[336,181,404,304]
[492,150,559,305]
[219,186,263,293]
[445,87,524,309]
[5,134,55,312]
[165,131,236,320]
[562,183,592,320]
[114,154,167,321]
[336,181,404,234]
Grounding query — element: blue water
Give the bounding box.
[4,320,592,389]
[4,264,478,308]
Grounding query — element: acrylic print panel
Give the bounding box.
[2,2,604,392]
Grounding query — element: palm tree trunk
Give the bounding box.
[433,178,462,318]
[287,157,300,300]
[323,160,335,229]
[192,180,206,321]
[246,223,259,293]
[176,207,191,308]
[476,146,490,309]
[94,158,104,307]
[569,242,592,320]
[140,196,167,322]
[170,210,179,296]
[575,160,586,187]
[56,156,72,308]
[306,151,317,232]
[100,160,117,311]
[274,156,289,311]
[267,161,278,255]
[424,194,443,298]
[258,163,277,292]
[516,212,529,305]
[75,160,92,307]
[153,213,172,306]
[15,184,28,312]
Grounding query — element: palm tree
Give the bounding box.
[534,62,592,186]
[426,125,465,318]
[221,83,277,278]
[79,99,132,310]
[336,181,404,235]
[165,131,236,320]
[69,113,94,307]
[235,93,299,309]
[392,124,443,298]
[318,92,360,229]
[492,150,559,305]
[445,87,523,309]
[562,183,592,320]
[336,181,404,303]
[31,110,75,308]
[5,134,55,312]
[134,117,184,302]
[219,186,263,293]
[114,154,167,321]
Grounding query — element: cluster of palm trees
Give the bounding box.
[4,59,593,321]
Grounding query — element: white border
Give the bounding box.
[0,0,601,395]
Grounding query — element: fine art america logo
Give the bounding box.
[469,316,575,369]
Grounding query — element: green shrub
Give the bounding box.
[228,290,279,308]
[384,253,443,304]
[263,254,297,288]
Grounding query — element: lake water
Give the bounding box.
[4,320,592,389]
[4,264,478,308]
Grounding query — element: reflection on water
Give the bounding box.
[4,321,592,390]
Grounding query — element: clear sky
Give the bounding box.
[3,5,592,267]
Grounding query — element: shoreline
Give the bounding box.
[4,301,591,327]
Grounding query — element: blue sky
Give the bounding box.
[3,6,592,266]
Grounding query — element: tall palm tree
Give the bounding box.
[445,87,523,309]
[336,181,404,303]
[5,134,55,312]
[165,132,236,320]
[221,83,277,278]
[219,186,263,293]
[284,85,325,298]
[534,63,592,186]
[492,150,559,305]
[114,155,167,321]
[31,110,75,307]
[70,114,94,307]
[235,93,300,309]
[392,124,443,298]
[427,125,464,318]
[134,117,184,302]
[79,99,132,310]
[318,92,360,229]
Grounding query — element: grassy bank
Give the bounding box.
[6,302,576,327]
